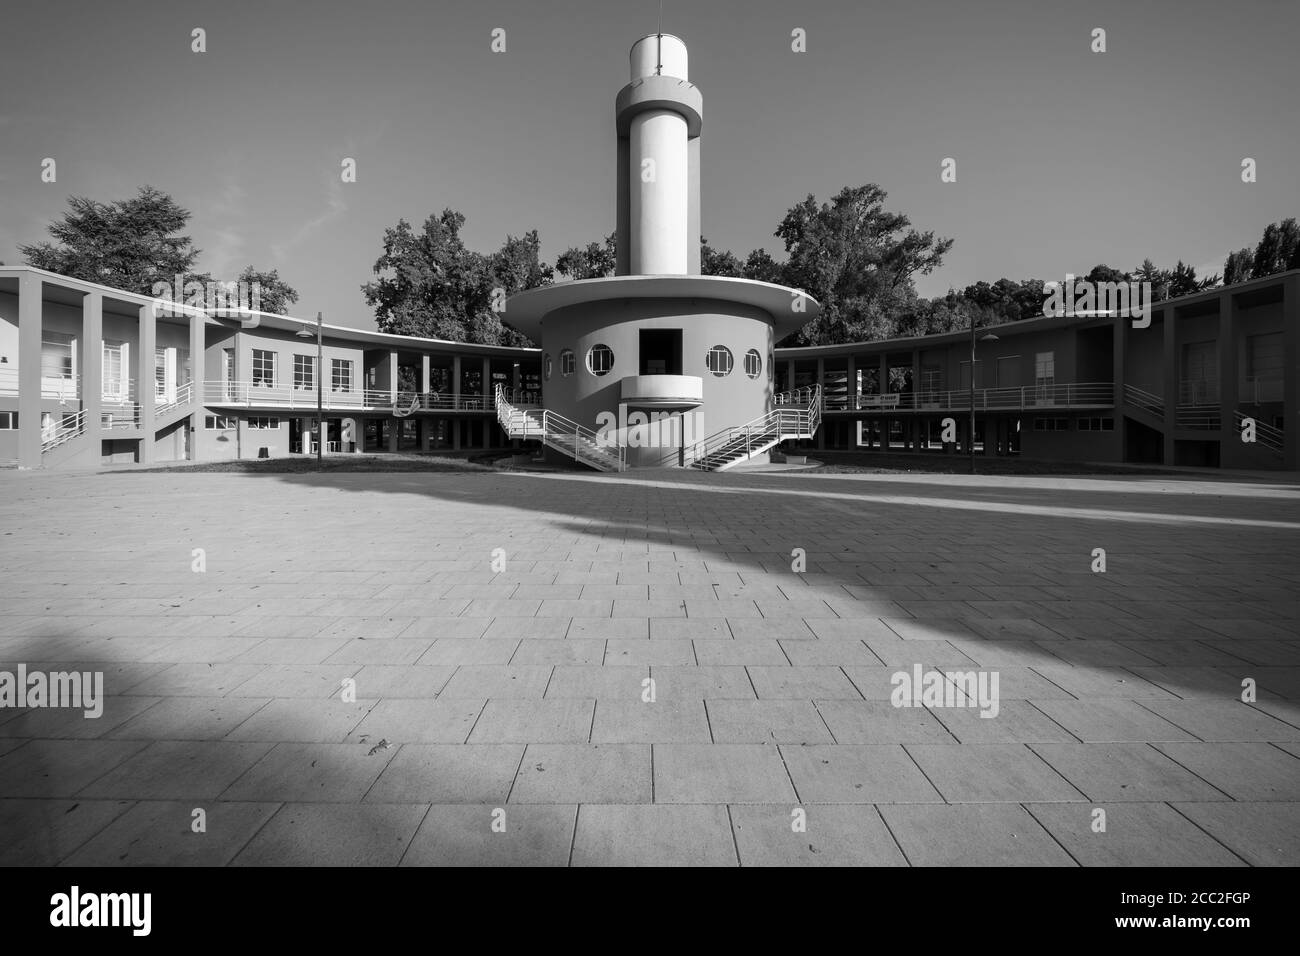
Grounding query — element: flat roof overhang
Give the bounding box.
[505,275,821,342]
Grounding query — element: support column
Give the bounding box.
[137,300,156,464]
[17,275,42,468]
[420,354,432,451]
[1162,307,1177,466]
[1218,290,1239,466]
[846,355,857,409]
[482,357,492,449]
[786,359,795,395]
[816,357,825,449]
[452,355,462,449]
[189,307,204,460]
[1283,275,1299,471]
[1112,314,1126,461]
[878,354,888,395]
[83,292,103,445]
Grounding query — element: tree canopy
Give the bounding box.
[20,186,299,313]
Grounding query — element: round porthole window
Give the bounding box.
[544,354,553,381]
[744,349,762,379]
[587,344,614,376]
[706,345,733,377]
[559,349,575,377]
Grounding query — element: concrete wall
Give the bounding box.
[540,297,776,448]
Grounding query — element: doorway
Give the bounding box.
[640,329,682,375]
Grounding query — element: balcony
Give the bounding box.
[824,382,1117,413]
[203,381,499,413]
[618,374,704,409]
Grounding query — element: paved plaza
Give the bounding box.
[0,465,1298,866]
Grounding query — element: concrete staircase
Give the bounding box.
[689,386,822,472]
[495,386,626,472]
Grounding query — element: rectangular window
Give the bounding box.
[920,366,942,400]
[1034,351,1055,385]
[0,411,16,429]
[293,354,315,390]
[252,349,276,387]
[41,332,75,380]
[246,417,281,430]
[204,415,236,430]
[155,348,167,399]
[1077,417,1115,431]
[331,359,353,392]
[1033,417,1070,431]
[103,342,125,399]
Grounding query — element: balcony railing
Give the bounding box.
[204,381,509,412]
[1178,379,1219,405]
[1240,375,1284,404]
[823,381,1116,413]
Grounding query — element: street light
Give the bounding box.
[969,317,999,473]
[296,312,323,464]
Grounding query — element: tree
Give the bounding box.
[700,237,743,277]
[361,210,548,347]
[1250,218,1300,279]
[226,265,299,315]
[20,186,204,294]
[742,248,784,284]
[555,233,617,280]
[1223,247,1254,285]
[362,210,489,342]
[773,184,953,345]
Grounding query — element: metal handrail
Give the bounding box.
[1233,410,1284,452]
[205,381,500,412]
[686,384,821,470]
[155,381,194,417]
[820,381,1116,413]
[41,410,87,451]
[1123,384,1164,417]
[493,384,626,472]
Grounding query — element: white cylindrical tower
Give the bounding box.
[627,35,690,275]
[629,33,688,81]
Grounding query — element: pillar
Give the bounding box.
[388,352,399,404]
[1162,307,1177,465]
[82,292,103,447]
[137,300,156,464]
[1218,290,1239,465]
[17,275,42,468]
[1283,275,1299,471]
[420,354,432,451]
[1112,313,1126,461]
[878,354,888,395]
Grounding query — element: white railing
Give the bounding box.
[494,384,626,472]
[41,410,86,452]
[686,384,822,471]
[820,381,1115,413]
[1176,405,1221,430]
[205,381,508,412]
[1240,376,1284,405]
[1233,411,1284,453]
[101,404,141,430]
[1178,378,1219,406]
[155,381,193,418]
[1123,384,1165,418]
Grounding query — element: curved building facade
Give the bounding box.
[506,34,820,469]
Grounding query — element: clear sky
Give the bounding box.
[1,0,1296,328]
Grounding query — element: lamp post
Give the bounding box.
[296,312,323,464]
[968,315,999,473]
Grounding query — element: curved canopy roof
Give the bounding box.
[504,274,820,341]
